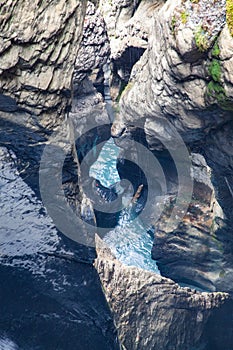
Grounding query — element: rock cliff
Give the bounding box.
[111,0,233,293]
[73,2,110,87]
[0,0,87,128]
[0,0,97,216]
[98,0,165,100]
[1,1,233,348]
[114,0,232,144]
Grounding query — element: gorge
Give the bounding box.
[0,0,233,349]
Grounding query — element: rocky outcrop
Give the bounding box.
[114,0,232,146]
[99,0,160,59]
[152,153,227,292]
[111,0,233,293]
[73,2,110,87]
[0,0,107,224]
[0,0,87,128]
[95,236,233,350]
[98,0,165,100]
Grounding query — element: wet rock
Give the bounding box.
[151,151,233,293]
[95,235,233,350]
[0,94,18,112]
[0,147,120,350]
[111,0,233,296]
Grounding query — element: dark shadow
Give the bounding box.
[0,113,120,349]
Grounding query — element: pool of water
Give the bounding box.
[90,138,160,274]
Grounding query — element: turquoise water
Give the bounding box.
[90,139,160,274]
[90,138,120,187]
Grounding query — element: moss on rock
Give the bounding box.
[211,41,220,58]
[208,59,221,82]
[194,26,209,52]
[207,81,233,111]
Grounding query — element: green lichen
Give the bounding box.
[208,59,221,82]
[226,0,233,36]
[115,81,134,104]
[171,15,177,35]
[207,81,233,110]
[122,81,134,96]
[207,55,233,110]
[218,98,233,111]
[207,81,225,102]
[181,10,189,24]
[205,40,233,110]
[194,26,209,52]
[190,0,199,3]
[211,41,220,58]
[116,81,127,102]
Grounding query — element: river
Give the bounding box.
[90,138,160,274]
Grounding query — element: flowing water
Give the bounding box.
[90,138,160,274]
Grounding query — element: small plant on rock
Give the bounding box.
[211,41,220,58]
[171,15,177,35]
[208,59,221,82]
[194,26,209,52]
[181,10,189,24]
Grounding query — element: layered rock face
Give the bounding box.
[98,0,165,100]
[111,0,233,293]
[0,0,87,128]
[152,153,227,292]
[73,2,110,87]
[115,0,232,145]
[0,0,92,203]
[1,1,233,348]
[95,236,233,350]
[0,2,121,347]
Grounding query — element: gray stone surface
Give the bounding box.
[111,0,233,294]
[0,0,87,128]
[74,2,110,85]
[113,0,232,147]
[95,235,233,350]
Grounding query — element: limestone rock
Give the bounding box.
[113,0,232,147]
[0,0,87,129]
[111,0,233,296]
[94,236,233,350]
[73,2,110,85]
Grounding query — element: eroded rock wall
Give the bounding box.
[0,0,87,129]
[98,0,165,100]
[73,2,110,86]
[95,236,233,350]
[111,0,233,293]
[114,0,232,145]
